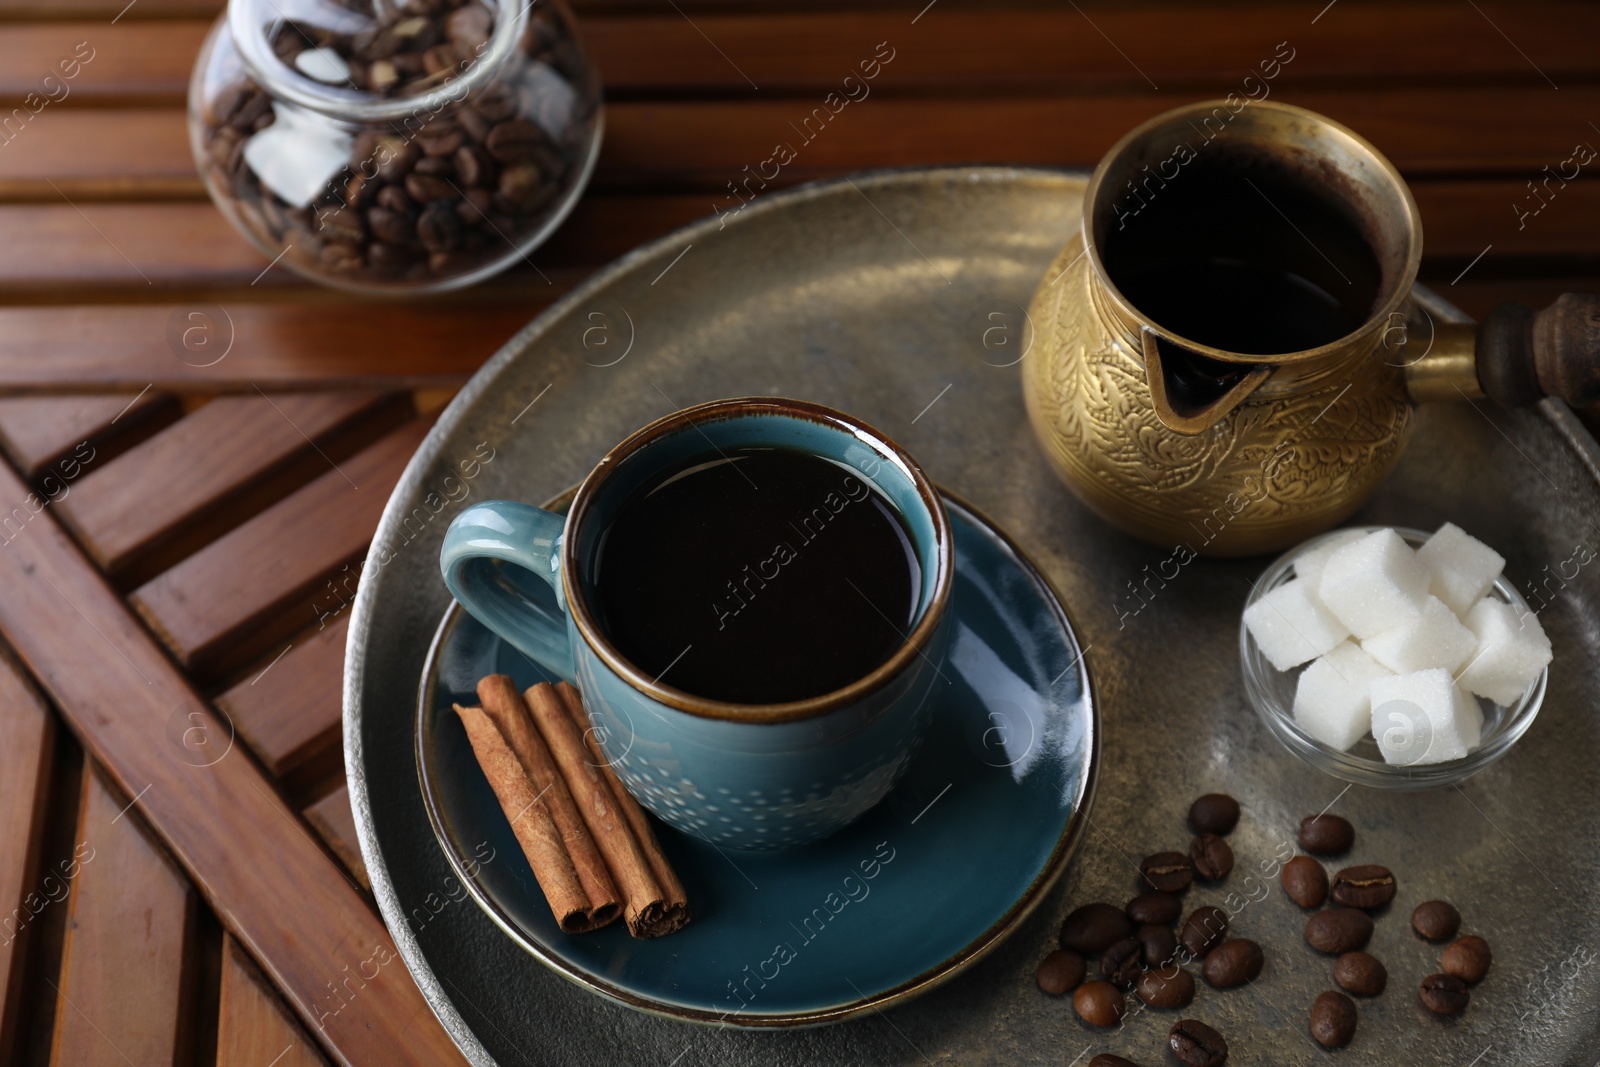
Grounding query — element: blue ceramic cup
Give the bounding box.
[439,397,953,849]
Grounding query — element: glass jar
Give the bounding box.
[188,0,601,293]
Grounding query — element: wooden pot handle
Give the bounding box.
[1477,292,1600,408]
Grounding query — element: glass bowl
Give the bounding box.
[188,0,601,294]
[1240,526,1546,789]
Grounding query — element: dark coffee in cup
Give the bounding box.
[589,446,920,704]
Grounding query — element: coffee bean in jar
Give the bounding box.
[189,0,601,293]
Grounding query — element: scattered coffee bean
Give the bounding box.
[1189,834,1234,881]
[1202,938,1263,988]
[1305,908,1373,954]
[1333,951,1387,996]
[1281,856,1328,908]
[1036,949,1085,995]
[1168,1019,1228,1066]
[1329,864,1396,910]
[1180,906,1229,959]
[1073,980,1127,1027]
[1310,990,1357,1048]
[1140,851,1194,893]
[1137,924,1177,970]
[1419,973,1470,1015]
[1088,1056,1142,1067]
[1100,937,1144,990]
[1188,793,1240,835]
[1060,903,1133,954]
[1411,900,1461,942]
[1136,965,1195,1009]
[1298,814,1354,855]
[1126,891,1181,926]
[1441,935,1492,984]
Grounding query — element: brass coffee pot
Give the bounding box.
[1023,100,1600,556]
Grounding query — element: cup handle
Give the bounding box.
[440,500,576,683]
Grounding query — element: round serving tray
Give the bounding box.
[346,166,1600,1065]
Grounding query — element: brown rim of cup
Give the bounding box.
[557,396,955,724]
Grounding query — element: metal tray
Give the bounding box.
[346,166,1600,1066]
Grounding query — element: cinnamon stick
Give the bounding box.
[475,676,620,929]
[555,682,690,936]
[451,704,618,933]
[524,682,691,938]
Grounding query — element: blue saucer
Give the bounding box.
[416,492,1097,1027]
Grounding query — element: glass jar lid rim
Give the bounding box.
[227,0,530,121]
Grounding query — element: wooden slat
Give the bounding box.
[0,391,178,478]
[0,304,531,394]
[0,651,53,1065]
[132,415,435,677]
[55,390,412,583]
[0,109,197,200]
[304,785,368,891]
[48,765,196,1067]
[217,936,328,1067]
[4,6,1600,106]
[0,23,203,105]
[0,447,462,1065]
[217,614,348,780]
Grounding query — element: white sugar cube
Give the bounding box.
[1419,523,1505,616]
[1245,578,1350,671]
[1292,641,1393,751]
[1361,595,1477,674]
[1293,529,1367,591]
[1456,598,1552,705]
[1318,529,1430,639]
[1370,668,1484,765]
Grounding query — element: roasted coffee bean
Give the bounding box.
[1305,908,1373,954]
[1419,973,1470,1015]
[1100,937,1144,990]
[1135,965,1194,1009]
[1087,1057,1142,1067]
[496,162,547,212]
[1202,939,1262,988]
[316,205,366,243]
[1333,951,1387,996]
[1140,851,1193,893]
[1189,834,1234,881]
[1168,1019,1228,1066]
[1329,865,1396,910]
[418,127,465,158]
[1441,935,1492,984]
[414,155,457,178]
[1073,981,1127,1027]
[318,241,364,274]
[455,144,495,187]
[1411,900,1461,942]
[446,3,492,47]
[1059,903,1133,954]
[486,118,548,162]
[417,202,463,252]
[1125,892,1181,926]
[373,139,421,182]
[1280,855,1328,908]
[376,184,415,214]
[1136,924,1177,970]
[1036,949,1086,996]
[456,188,493,225]
[367,206,416,245]
[1179,906,1228,959]
[1188,793,1240,835]
[1310,990,1357,1048]
[367,241,420,275]
[405,172,457,203]
[1298,814,1354,855]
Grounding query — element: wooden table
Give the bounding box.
[0,1,1594,1062]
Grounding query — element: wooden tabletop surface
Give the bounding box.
[0,1,1594,1063]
